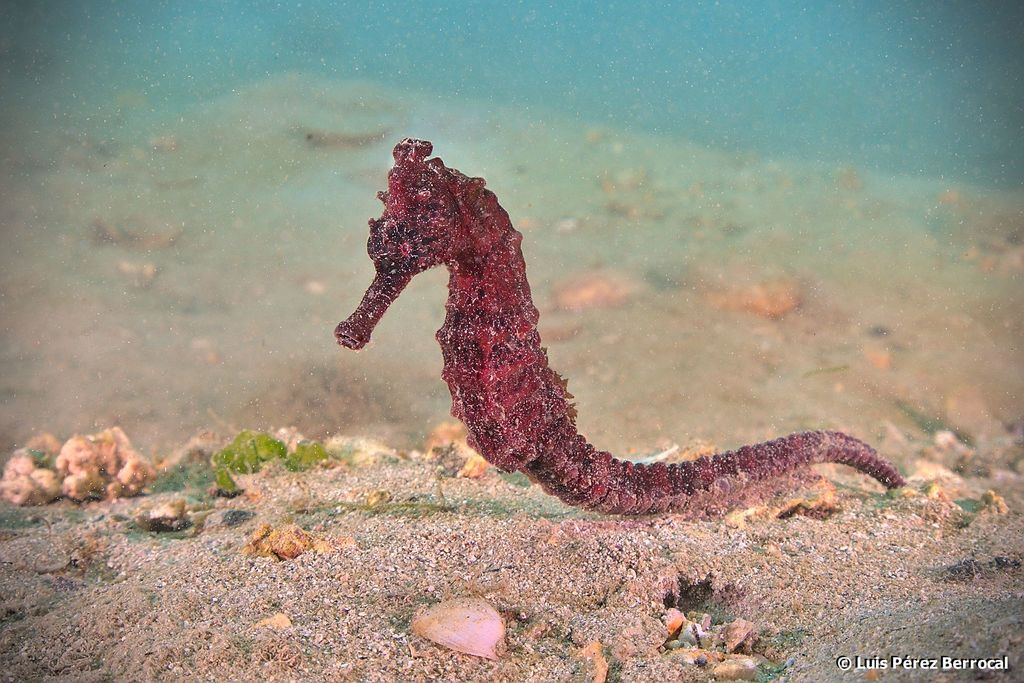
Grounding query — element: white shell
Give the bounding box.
[411,597,505,659]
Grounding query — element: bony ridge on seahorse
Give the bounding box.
[334,138,905,516]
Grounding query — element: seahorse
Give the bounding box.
[334,138,905,515]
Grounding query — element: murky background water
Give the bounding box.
[1,1,1021,459]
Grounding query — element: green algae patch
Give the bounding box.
[285,440,329,471]
[211,431,331,494]
[211,431,285,494]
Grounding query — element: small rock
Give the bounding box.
[712,655,759,680]
[324,436,398,467]
[580,641,609,683]
[664,608,685,637]
[723,618,757,653]
[676,619,708,647]
[776,481,839,520]
[135,498,191,533]
[668,647,719,666]
[909,459,959,482]
[457,452,489,479]
[255,612,293,630]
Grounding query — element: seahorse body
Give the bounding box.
[335,139,905,515]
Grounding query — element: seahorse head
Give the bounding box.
[335,138,460,349]
[365,138,463,276]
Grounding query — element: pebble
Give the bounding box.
[712,655,759,680]
[135,499,192,533]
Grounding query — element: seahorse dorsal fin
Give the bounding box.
[551,370,577,420]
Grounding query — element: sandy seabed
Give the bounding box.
[1,73,1022,681]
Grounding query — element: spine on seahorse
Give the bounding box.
[335,138,906,516]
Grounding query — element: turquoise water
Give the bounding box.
[4,1,1022,184]
[1,1,1022,454]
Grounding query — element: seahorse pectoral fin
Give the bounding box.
[335,270,413,350]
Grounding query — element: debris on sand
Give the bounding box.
[157,430,225,471]
[116,260,159,288]
[91,216,182,250]
[324,436,400,468]
[255,612,293,630]
[712,655,759,680]
[411,597,505,660]
[135,498,192,533]
[421,419,489,479]
[422,421,489,478]
[980,489,1009,515]
[551,271,636,312]
[707,277,802,319]
[662,612,767,680]
[202,509,255,530]
[241,522,334,560]
[302,127,389,149]
[941,555,1021,582]
[723,481,838,528]
[579,641,609,683]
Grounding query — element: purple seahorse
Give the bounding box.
[335,139,905,515]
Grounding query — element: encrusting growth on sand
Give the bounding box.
[1,427,155,505]
[335,139,906,515]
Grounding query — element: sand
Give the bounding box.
[1,73,1022,680]
[0,436,1021,681]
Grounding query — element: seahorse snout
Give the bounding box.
[334,320,368,350]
